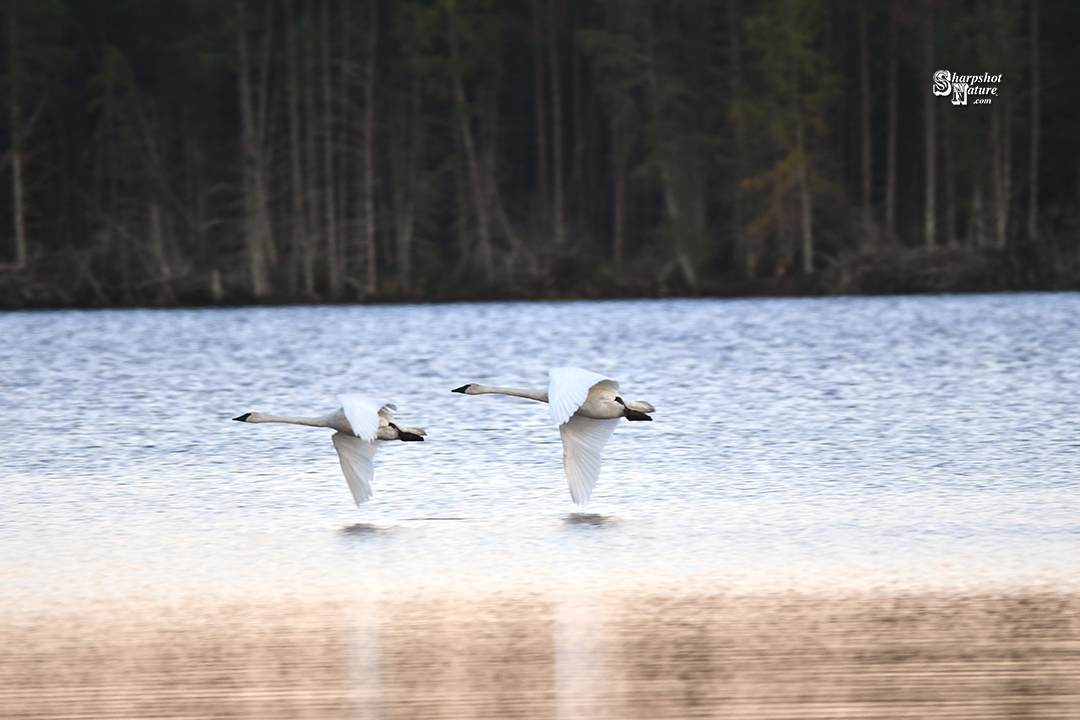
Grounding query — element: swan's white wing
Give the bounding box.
[548,367,619,426]
[336,394,392,441]
[559,415,620,505]
[332,432,379,506]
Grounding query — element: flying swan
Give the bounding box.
[452,367,654,505]
[232,394,425,506]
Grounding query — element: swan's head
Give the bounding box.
[614,397,653,421]
[232,412,266,423]
[451,384,475,394]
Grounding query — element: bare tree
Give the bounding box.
[362,0,378,295]
[990,0,1013,251]
[8,4,26,268]
[859,5,875,248]
[645,23,698,290]
[727,0,752,276]
[1027,0,1039,246]
[609,107,630,268]
[921,0,936,250]
[320,0,340,296]
[447,4,494,282]
[285,0,314,296]
[885,2,898,241]
[548,0,566,251]
[237,0,274,297]
[303,0,320,291]
[944,114,957,246]
[531,0,549,213]
[392,78,422,294]
[794,90,813,274]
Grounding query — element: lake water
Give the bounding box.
[2,294,1079,601]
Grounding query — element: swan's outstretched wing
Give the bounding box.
[548,367,619,425]
[331,431,379,506]
[559,415,620,505]
[337,394,395,441]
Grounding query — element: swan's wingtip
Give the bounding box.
[232,413,251,422]
[451,384,471,394]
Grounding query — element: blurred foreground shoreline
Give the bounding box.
[3,587,1078,719]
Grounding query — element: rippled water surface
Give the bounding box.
[3,295,1079,599]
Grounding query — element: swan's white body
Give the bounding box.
[452,367,654,505]
[233,394,425,506]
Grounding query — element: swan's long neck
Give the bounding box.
[245,413,333,428]
[471,385,549,403]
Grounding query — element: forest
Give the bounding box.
[0,0,1077,307]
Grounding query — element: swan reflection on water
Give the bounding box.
[563,513,617,528]
[341,522,382,537]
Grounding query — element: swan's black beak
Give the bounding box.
[233,413,251,422]
[451,384,471,394]
[615,397,651,421]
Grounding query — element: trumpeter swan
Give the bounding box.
[452,367,654,505]
[232,394,425,506]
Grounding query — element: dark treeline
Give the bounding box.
[1,0,1078,307]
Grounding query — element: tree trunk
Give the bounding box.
[531,0,549,213]
[944,116,957,246]
[338,0,351,285]
[727,0,751,277]
[394,80,421,295]
[992,102,1012,250]
[885,5,898,241]
[921,1,936,250]
[363,0,378,295]
[568,0,585,212]
[304,0,320,291]
[9,5,27,269]
[286,1,314,296]
[11,109,27,269]
[321,0,340,296]
[645,23,696,290]
[237,0,270,298]
[448,5,493,282]
[859,6,875,248]
[484,87,527,279]
[971,184,986,248]
[304,0,319,293]
[454,152,470,274]
[548,0,566,251]
[610,110,628,267]
[1028,0,1039,246]
[991,0,1012,252]
[796,111,813,274]
[256,1,275,269]
[149,201,172,285]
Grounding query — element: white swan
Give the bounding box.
[452,367,654,505]
[232,394,425,506]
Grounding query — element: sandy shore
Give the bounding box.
[2,588,1078,719]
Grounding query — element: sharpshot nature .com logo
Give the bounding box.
[933,71,1002,105]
